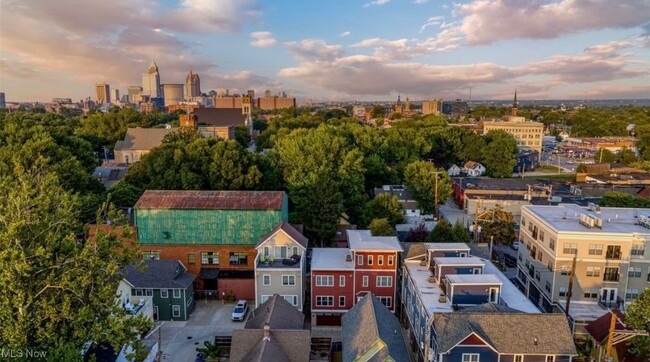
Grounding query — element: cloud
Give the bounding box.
[419,16,446,33]
[455,0,650,45]
[250,31,277,47]
[163,0,260,33]
[284,39,343,62]
[413,0,429,4]
[363,0,390,8]
[350,29,462,61]
[340,31,351,37]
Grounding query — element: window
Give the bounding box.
[537,251,543,262]
[531,245,537,258]
[559,287,568,297]
[173,289,181,298]
[626,289,640,299]
[631,244,645,256]
[378,255,384,265]
[315,275,334,287]
[145,289,153,296]
[539,230,545,242]
[462,354,479,362]
[282,295,298,306]
[368,255,373,265]
[560,265,570,276]
[606,245,622,260]
[275,246,287,259]
[584,288,598,299]
[546,356,554,362]
[201,252,219,265]
[376,276,393,287]
[363,276,369,287]
[142,251,160,260]
[282,275,296,286]
[230,252,248,265]
[549,238,555,251]
[514,355,523,362]
[586,266,601,277]
[357,255,363,265]
[563,243,577,254]
[588,244,603,255]
[547,262,553,272]
[316,296,334,307]
[134,289,143,296]
[339,296,345,307]
[378,296,392,308]
[339,275,345,287]
[522,218,526,227]
[292,246,299,256]
[161,289,168,298]
[172,305,180,318]
[388,255,394,266]
[261,295,272,303]
[263,274,271,286]
[263,246,270,258]
[545,281,551,293]
[187,253,195,265]
[603,267,619,282]
[628,267,642,278]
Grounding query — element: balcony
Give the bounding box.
[257,254,302,269]
[598,297,623,309]
[123,296,153,318]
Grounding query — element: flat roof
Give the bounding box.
[404,262,454,315]
[446,274,502,285]
[347,230,403,251]
[523,204,650,234]
[424,243,470,251]
[311,248,354,270]
[481,258,540,314]
[433,256,485,266]
[557,301,608,322]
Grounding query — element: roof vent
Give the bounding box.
[346,254,352,262]
[638,215,650,229]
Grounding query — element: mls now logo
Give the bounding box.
[0,348,47,359]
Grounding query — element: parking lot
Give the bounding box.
[146,301,248,362]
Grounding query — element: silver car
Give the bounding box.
[231,300,248,321]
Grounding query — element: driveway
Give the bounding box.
[146,301,248,362]
[492,244,519,279]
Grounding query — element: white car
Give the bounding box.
[511,241,520,250]
[231,300,249,321]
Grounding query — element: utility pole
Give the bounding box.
[605,310,616,362]
[599,148,604,164]
[565,252,578,317]
[431,170,443,221]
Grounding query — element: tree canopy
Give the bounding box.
[404,161,452,215]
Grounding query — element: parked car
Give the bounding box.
[231,300,249,321]
[503,254,517,268]
[511,241,520,250]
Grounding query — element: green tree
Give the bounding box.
[0,165,151,360]
[405,223,429,243]
[618,148,638,165]
[626,288,650,358]
[600,191,650,208]
[429,219,452,242]
[482,130,518,177]
[109,182,145,208]
[363,194,405,227]
[403,161,452,215]
[234,124,252,148]
[370,104,385,119]
[477,206,516,244]
[596,148,617,163]
[451,220,471,243]
[369,218,397,236]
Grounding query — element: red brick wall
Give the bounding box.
[311,270,354,311]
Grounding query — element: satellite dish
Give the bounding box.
[626,124,636,131]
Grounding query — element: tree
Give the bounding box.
[234,124,252,148]
[477,206,516,244]
[618,147,638,165]
[596,148,617,163]
[370,104,384,119]
[482,130,518,177]
[626,288,650,358]
[405,223,429,243]
[0,164,151,360]
[451,220,471,243]
[363,194,405,227]
[369,218,396,236]
[429,219,452,242]
[109,182,145,208]
[404,161,452,215]
[600,191,650,208]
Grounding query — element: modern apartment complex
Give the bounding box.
[517,204,650,320]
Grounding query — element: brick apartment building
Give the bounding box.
[310,230,402,326]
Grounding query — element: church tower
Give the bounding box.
[242,95,253,135]
[405,97,411,112]
[511,90,518,117]
[395,94,403,114]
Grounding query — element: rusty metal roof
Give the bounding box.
[134,190,286,210]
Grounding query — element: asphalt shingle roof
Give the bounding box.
[342,293,410,362]
[134,190,286,210]
[121,260,195,289]
[114,128,174,151]
[245,294,305,330]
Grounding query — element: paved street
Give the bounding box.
[145,301,247,362]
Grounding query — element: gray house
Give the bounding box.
[121,260,196,321]
[342,293,410,362]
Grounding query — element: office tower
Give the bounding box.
[185,70,201,99]
[142,60,161,97]
[95,82,110,103]
[112,89,120,104]
[128,86,143,103]
[162,84,184,106]
[422,99,443,115]
[263,89,272,98]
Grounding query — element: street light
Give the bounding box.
[431,171,443,221]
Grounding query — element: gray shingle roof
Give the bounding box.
[245,294,305,330]
[114,128,174,151]
[121,260,195,289]
[342,293,410,362]
[434,312,577,355]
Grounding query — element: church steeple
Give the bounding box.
[511,90,518,117]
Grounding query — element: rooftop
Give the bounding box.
[404,261,454,315]
[114,127,174,151]
[433,256,485,266]
[193,108,248,127]
[245,294,305,330]
[121,260,195,289]
[446,273,502,285]
[311,248,354,270]
[347,230,403,252]
[557,300,608,323]
[453,177,535,191]
[523,204,650,234]
[424,242,471,251]
[134,190,286,210]
[480,257,540,313]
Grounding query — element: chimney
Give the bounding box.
[346,254,352,262]
[263,323,271,341]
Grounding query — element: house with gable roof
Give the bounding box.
[254,221,308,310]
[462,161,486,177]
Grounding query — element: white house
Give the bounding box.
[447,164,461,176]
[462,161,486,177]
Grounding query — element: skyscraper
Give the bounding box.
[185,69,201,99]
[128,86,143,103]
[142,60,161,98]
[95,82,110,103]
[0,92,5,108]
[162,84,184,106]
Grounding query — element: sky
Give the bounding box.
[0,0,649,102]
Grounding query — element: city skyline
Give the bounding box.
[0,0,649,102]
